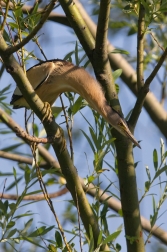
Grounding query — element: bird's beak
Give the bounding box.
[116,120,141,149]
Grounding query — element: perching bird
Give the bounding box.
[10,59,140,148]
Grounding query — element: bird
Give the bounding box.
[10,59,141,148]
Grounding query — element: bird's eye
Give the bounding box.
[118,122,125,127]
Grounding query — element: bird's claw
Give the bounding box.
[41,102,53,122]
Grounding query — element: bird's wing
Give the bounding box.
[10,61,55,104]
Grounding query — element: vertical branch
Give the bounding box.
[93,0,122,113]
[59,0,95,57]
[113,3,146,252]
[137,3,145,91]
[128,2,146,129]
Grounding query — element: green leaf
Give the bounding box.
[110,48,129,55]
[87,175,96,183]
[154,165,167,180]
[9,203,16,211]
[103,230,121,244]
[118,209,123,217]
[153,149,158,171]
[0,200,7,213]
[6,221,15,229]
[71,96,83,115]
[14,212,34,219]
[29,225,55,237]
[6,228,17,238]
[55,230,63,248]
[75,41,79,66]
[81,130,95,153]
[14,6,22,18]
[160,138,166,166]
[97,230,103,245]
[88,225,94,252]
[6,176,22,191]
[8,22,19,29]
[21,218,33,234]
[150,211,158,227]
[24,166,31,185]
[2,143,23,152]
[89,127,99,150]
[51,106,64,116]
[145,181,150,192]
[31,2,39,14]
[112,69,122,81]
[145,166,151,181]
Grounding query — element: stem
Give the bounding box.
[93,0,121,113]
[136,3,145,91]
[114,135,145,252]
[0,0,10,31]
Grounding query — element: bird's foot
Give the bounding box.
[41,102,53,122]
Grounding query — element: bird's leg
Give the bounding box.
[41,102,53,122]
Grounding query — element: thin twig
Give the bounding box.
[31,143,71,252]
[15,126,56,144]
[145,47,167,88]
[75,186,83,252]
[150,32,165,52]
[59,94,74,161]
[1,178,7,200]
[136,2,145,91]
[0,188,68,200]
[0,0,10,31]
[128,3,145,129]
[129,47,167,128]
[35,38,48,61]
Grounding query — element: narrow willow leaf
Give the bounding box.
[103,230,121,244]
[6,221,15,229]
[6,228,17,238]
[145,166,151,181]
[75,41,79,66]
[55,231,63,248]
[160,138,166,165]
[153,149,158,171]
[81,130,95,153]
[112,69,122,81]
[145,181,150,192]
[97,230,103,245]
[110,48,129,55]
[71,96,83,115]
[154,165,167,180]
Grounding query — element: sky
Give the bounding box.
[0,1,167,251]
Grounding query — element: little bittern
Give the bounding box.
[10,59,140,148]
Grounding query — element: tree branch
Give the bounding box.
[93,0,121,112]
[0,188,68,200]
[129,46,167,128]
[0,143,166,246]
[58,1,144,251]
[0,34,101,250]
